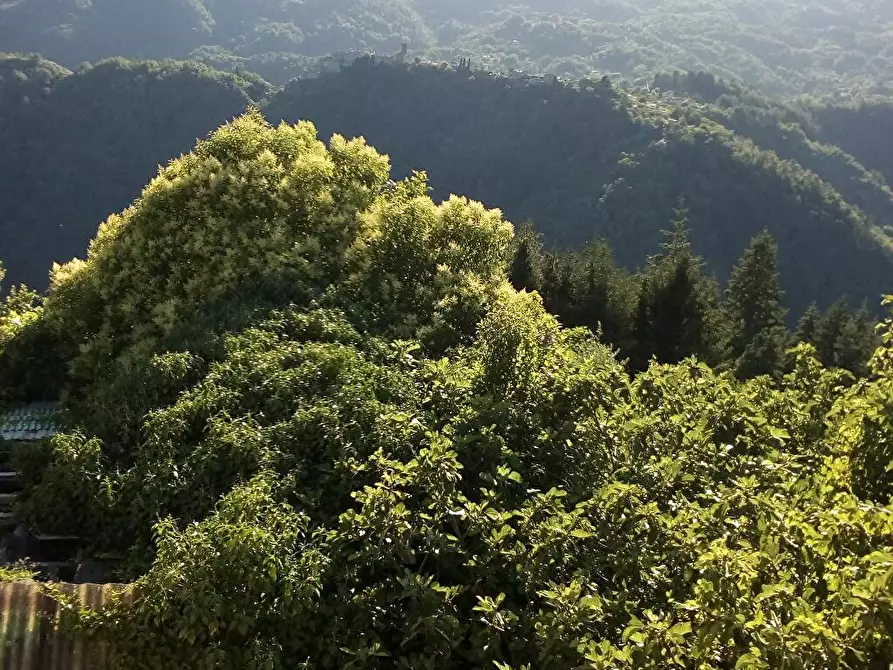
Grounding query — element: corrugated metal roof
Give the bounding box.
[0,581,133,669]
[0,403,59,443]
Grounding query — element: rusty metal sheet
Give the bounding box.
[0,581,132,670]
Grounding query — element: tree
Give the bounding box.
[539,250,576,322]
[0,259,60,403]
[632,212,727,369]
[566,241,636,352]
[833,304,877,377]
[792,302,821,346]
[508,221,544,293]
[794,299,878,376]
[724,230,788,379]
[814,299,850,366]
[0,261,42,346]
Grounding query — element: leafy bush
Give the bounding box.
[0,263,63,402]
[0,565,38,584]
[16,115,893,668]
[843,296,893,502]
[56,301,893,669]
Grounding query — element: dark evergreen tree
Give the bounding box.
[567,241,636,352]
[815,299,851,366]
[794,299,878,376]
[539,250,576,324]
[724,230,788,379]
[508,221,544,293]
[833,304,878,377]
[792,303,821,346]
[632,213,727,370]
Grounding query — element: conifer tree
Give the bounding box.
[724,230,788,379]
[833,304,877,377]
[539,250,576,321]
[570,243,611,330]
[792,303,821,346]
[795,299,877,375]
[568,241,636,351]
[815,299,851,366]
[508,221,544,293]
[632,212,726,370]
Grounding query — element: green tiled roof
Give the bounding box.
[0,402,60,442]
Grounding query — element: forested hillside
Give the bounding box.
[270,61,893,316]
[0,55,269,288]
[0,0,431,79]
[3,0,892,97]
[651,71,893,226]
[813,101,893,187]
[1,114,892,669]
[3,54,893,316]
[421,0,893,100]
[2,1,893,666]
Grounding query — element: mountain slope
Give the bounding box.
[266,60,893,314]
[650,72,893,228]
[419,0,893,100]
[0,57,268,288]
[3,0,892,97]
[812,101,893,189]
[0,0,432,68]
[2,56,893,314]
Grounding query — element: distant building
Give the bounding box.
[0,402,60,442]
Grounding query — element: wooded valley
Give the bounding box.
[1,1,892,668]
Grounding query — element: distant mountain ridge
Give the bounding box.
[2,53,893,316]
[266,60,893,315]
[3,0,891,97]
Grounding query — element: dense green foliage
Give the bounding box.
[0,263,53,405]
[5,115,893,668]
[0,564,37,584]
